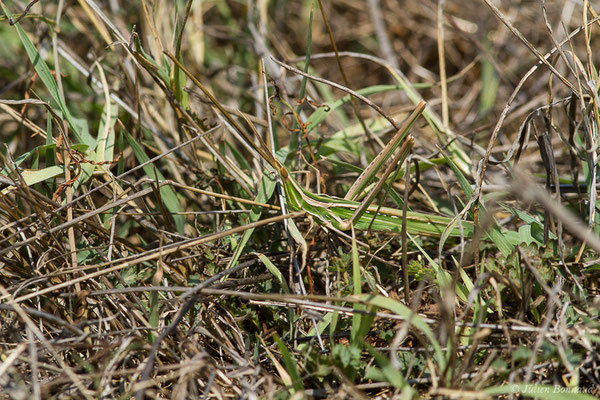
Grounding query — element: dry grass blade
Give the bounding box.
[4,211,304,304]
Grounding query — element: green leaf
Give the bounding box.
[480,34,500,115]
[332,343,361,370]
[255,252,290,293]
[274,335,304,393]
[2,4,93,146]
[18,166,64,187]
[365,343,412,392]
[96,100,118,162]
[124,131,185,233]
[439,148,473,198]
[226,172,277,269]
[349,228,374,349]
[357,293,445,369]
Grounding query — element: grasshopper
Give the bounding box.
[165,53,473,238]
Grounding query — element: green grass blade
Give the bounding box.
[124,131,185,233]
[96,100,118,162]
[2,4,93,146]
[480,34,500,115]
[440,148,514,255]
[357,293,445,369]
[350,227,373,346]
[226,172,277,269]
[255,252,290,294]
[364,343,411,391]
[14,166,64,188]
[274,334,304,393]
[305,84,405,136]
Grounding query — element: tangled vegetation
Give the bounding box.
[1,0,600,398]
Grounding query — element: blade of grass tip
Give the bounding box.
[172,0,193,109]
[262,59,325,351]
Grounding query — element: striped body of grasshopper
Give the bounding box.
[274,142,473,237]
[166,53,473,238]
